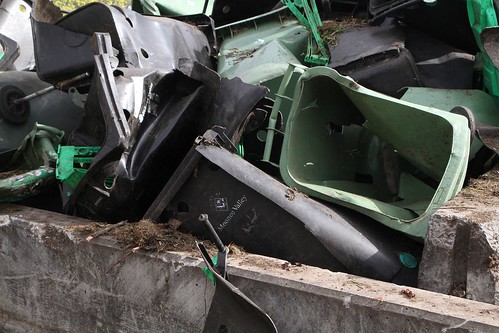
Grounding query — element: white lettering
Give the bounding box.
[217,195,248,231]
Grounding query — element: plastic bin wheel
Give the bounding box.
[0,85,30,124]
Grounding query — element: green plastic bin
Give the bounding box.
[279,67,470,240]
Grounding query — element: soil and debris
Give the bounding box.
[66,219,252,260]
[447,165,499,218]
[451,283,467,298]
[400,288,416,299]
[67,219,221,254]
[319,17,367,46]
[463,167,499,200]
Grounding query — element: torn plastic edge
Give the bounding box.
[199,244,218,286]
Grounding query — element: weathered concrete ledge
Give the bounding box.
[419,168,499,304]
[1,204,499,332]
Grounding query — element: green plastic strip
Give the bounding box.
[262,64,297,165]
[201,254,218,286]
[281,0,329,65]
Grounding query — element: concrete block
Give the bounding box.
[419,169,499,304]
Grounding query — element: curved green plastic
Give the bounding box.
[0,167,56,202]
[0,123,63,202]
[467,0,499,101]
[279,67,470,240]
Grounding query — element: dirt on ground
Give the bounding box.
[463,167,499,200]
[64,219,309,273]
[109,220,200,252]
[450,165,499,210]
[440,164,499,224]
[67,219,242,256]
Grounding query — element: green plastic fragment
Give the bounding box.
[201,254,218,286]
[0,167,56,202]
[281,0,329,65]
[262,64,300,166]
[56,146,100,191]
[0,123,64,202]
[237,142,245,157]
[7,123,64,170]
[467,0,499,102]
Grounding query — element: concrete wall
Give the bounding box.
[418,170,499,305]
[1,204,499,332]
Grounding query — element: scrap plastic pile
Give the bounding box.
[1,0,498,288]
